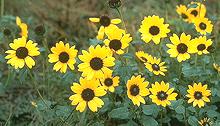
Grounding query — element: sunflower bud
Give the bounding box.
[207,45,215,53]
[108,0,121,9]
[3,28,11,36]
[34,24,45,36]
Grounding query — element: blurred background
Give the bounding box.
[0,0,220,125]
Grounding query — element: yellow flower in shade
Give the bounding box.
[5,37,40,69]
[149,81,178,107]
[176,5,191,22]
[135,51,153,63]
[100,70,120,93]
[16,16,28,38]
[190,36,213,55]
[126,75,150,106]
[69,77,106,112]
[186,83,211,108]
[187,2,206,22]
[198,117,213,126]
[213,63,220,72]
[104,27,132,55]
[89,16,121,40]
[166,33,192,62]
[145,57,167,76]
[194,17,213,35]
[139,15,170,44]
[48,41,78,73]
[78,45,115,80]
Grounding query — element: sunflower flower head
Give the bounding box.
[126,75,150,106]
[194,17,213,35]
[16,16,28,38]
[100,70,120,93]
[213,63,220,72]
[69,77,106,112]
[167,33,193,62]
[145,57,167,76]
[176,5,191,22]
[48,41,78,73]
[5,37,40,69]
[149,81,178,107]
[78,45,115,80]
[198,117,213,126]
[104,27,132,55]
[89,16,121,40]
[186,83,211,108]
[190,36,213,55]
[135,51,153,63]
[187,2,206,22]
[139,15,170,44]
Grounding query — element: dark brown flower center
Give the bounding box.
[130,85,139,96]
[149,26,160,35]
[100,16,111,27]
[199,22,207,30]
[108,0,121,8]
[81,88,95,101]
[157,91,168,101]
[197,44,206,51]
[59,52,69,63]
[191,10,198,17]
[109,39,122,51]
[152,64,160,71]
[177,43,188,54]
[194,91,203,100]
[104,78,113,87]
[16,47,28,59]
[140,57,148,62]
[90,57,103,70]
[181,13,188,19]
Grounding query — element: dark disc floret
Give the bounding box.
[16,47,29,59]
[130,85,140,96]
[90,57,103,70]
[81,88,95,101]
[104,78,113,87]
[152,64,160,71]
[108,0,121,8]
[194,91,203,100]
[59,52,70,63]
[191,10,198,17]
[197,44,206,51]
[157,91,168,101]
[34,24,46,36]
[109,39,122,51]
[199,22,207,30]
[149,26,160,35]
[177,43,188,54]
[100,16,111,27]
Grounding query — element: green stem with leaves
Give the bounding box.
[1,0,4,17]
[116,7,127,32]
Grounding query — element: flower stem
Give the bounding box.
[116,7,127,32]
[79,108,87,126]
[1,0,4,17]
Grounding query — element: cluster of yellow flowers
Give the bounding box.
[4,1,214,113]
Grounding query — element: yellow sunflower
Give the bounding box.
[139,15,170,44]
[16,16,28,38]
[135,51,153,63]
[48,41,78,73]
[149,81,178,107]
[78,45,115,80]
[198,117,213,126]
[194,17,213,35]
[126,75,150,106]
[100,70,120,93]
[89,16,121,40]
[213,63,220,72]
[145,57,167,76]
[104,27,132,55]
[187,2,206,22]
[186,83,211,108]
[69,77,106,112]
[176,5,191,22]
[190,36,213,55]
[166,33,192,62]
[5,37,40,69]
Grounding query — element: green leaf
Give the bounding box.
[207,110,219,118]
[108,107,130,120]
[188,116,198,126]
[142,104,160,117]
[175,105,185,114]
[141,115,158,126]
